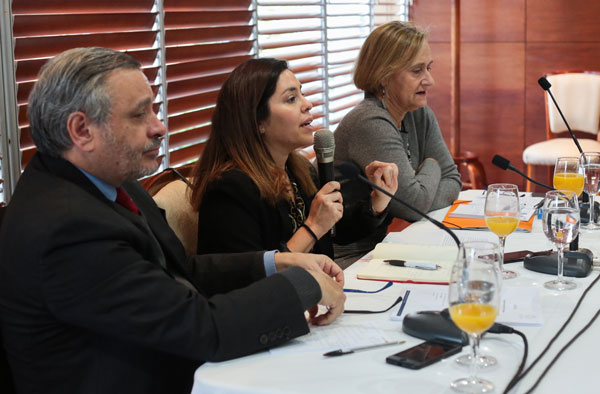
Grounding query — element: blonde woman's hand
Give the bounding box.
[365,161,399,214]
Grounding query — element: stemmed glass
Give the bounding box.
[553,157,584,196]
[449,242,501,393]
[579,152,600,230]
[542,190,580,291]
[453,241,501,369]
[484,184,520,279]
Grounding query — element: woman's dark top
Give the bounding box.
[196,167,388,259]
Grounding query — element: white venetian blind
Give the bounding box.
[257,0,409,134]
[326,0,409,130]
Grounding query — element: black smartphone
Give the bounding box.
[385,340,462,369]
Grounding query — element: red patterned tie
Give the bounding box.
[115,187,139,215]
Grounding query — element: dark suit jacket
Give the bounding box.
[197,168,388,257]
[0,153,310,394]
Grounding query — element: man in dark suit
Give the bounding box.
[0,47,345,394]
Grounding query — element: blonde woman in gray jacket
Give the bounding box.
[334,21,461,267]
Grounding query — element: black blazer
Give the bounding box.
[197,168,388,256]
[0,153,309,394]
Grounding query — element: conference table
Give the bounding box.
[192,190,600,394]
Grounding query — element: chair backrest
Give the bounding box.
[153,179,198,255]
[544,70,600,139]
[141,164,194,197]
[0,205,17,394]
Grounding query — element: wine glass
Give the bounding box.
[449,242,501,393]
[579,152,600,230]
[453,241,501,369]
[553,157,584,196]
[542,190,580,291]
[484,184,520,279]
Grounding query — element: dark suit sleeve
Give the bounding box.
[41,214,309,362]
[184,251,267,296]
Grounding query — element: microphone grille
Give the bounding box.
[491,155,510,170]
[314,129,335,150]
[538,76,552,91]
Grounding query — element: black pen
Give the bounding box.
[385,259,440,270]
[323,340,406,357]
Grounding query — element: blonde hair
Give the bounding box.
[354,21,428,95]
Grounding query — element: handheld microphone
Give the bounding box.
[314,129,335,187]
[538,76,583,154]
[336,162,461,248]
[314,129,336,237]
[491,155,553,190]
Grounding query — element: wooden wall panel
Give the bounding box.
[412,0,600,191]
[427,43,451,148]
[527,0,600,42]
[411,0,450,42]
[461,0,524,42]
[461,43,526,187]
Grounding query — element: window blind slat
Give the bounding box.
[12,0,154,13]
[13,14,156,37]
[168,90,219,116]
[166,41,254,63]
[168,108,214,133]
[259,26,322,35]
[165,26,254,46]
[166,73,229,100]
[14,31,157,59]
[166,55,252,83]
[169,143,205,167]
[166,0,252,9]
[169,126,211,150]
[165,11,253,27]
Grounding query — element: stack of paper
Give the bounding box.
[391,286,543,326]
[443,199,539,232]
[449,195,543,221]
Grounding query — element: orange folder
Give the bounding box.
[442,200,535,232]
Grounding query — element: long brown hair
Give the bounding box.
[190,58,317,209]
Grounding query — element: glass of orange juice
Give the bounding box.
[484,184,520,279]
[553,157,584,195]
[449,241,500,393]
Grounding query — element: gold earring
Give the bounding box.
[259,126,265,134]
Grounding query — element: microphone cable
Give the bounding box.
[484,323,528,394]
[502,270,600,393]
[523,307,600,393]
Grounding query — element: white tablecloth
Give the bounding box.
[192,190,600,393]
